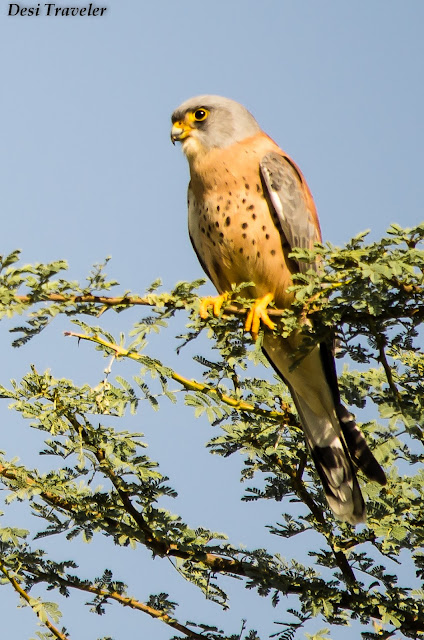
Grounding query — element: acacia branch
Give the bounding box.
[64,331,358,587]
[0,462,151,545]
[15,292,268,317]
[16,293,154,306]
[373,329,402,404]
[13,290,424,324]
[64,330,294,422]
[0,560,69,640]
[0,462,352,584]
[0,333,404,625]
[0,463,422,635]
[31,570,207,640]
[64,411,169,553]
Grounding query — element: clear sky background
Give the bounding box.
[0,1,423,639]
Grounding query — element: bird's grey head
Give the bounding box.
[170,95,261,158]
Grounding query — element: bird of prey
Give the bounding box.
[171,95,386,524]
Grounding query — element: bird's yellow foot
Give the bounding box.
[245,293,276,340]
[199,293,229,319]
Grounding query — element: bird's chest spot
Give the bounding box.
[189,186,262,256]
[188,182,289,296]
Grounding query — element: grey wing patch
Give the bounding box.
[260,152,320,273]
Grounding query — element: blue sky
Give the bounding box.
[0,1,423,638]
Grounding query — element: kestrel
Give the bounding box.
[171,95,386,524]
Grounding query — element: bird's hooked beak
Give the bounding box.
[171,120,193,145]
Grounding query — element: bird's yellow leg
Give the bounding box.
[199,292,229,319]
[245,293,276,340]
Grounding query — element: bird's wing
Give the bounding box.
[260,151,321,273]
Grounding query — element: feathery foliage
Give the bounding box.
[0,224,423,639]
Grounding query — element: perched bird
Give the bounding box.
[171,95,386,524]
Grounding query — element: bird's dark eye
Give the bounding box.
[193,108,209,122]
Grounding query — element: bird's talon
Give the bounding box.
[199,293,229,319]
[245,293,276,340]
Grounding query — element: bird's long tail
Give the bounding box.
[336,403,387,486]
[263,335,386,525]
